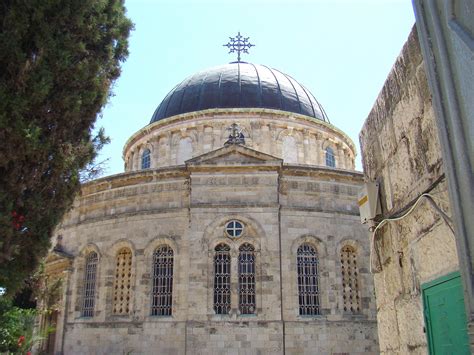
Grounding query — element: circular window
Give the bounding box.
[225,220,244,238]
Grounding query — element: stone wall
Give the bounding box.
[359,27,459,354]
[51,159,378,354]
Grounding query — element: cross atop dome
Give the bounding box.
[223,32,254,63]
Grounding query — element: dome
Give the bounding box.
[150,62,329,123]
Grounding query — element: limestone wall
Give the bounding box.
[62,321,378,355]
[285,321,378,355]
[359,27,459,354]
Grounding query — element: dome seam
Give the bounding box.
[248,62,263,107]
[177,75,195,118]
[197,70,210,111]
[238,62,242,107]
[298,82,317,119]
[158,83,179,122]
[276,68,303,116]
[217,70,224,109]
[261,64,283,110]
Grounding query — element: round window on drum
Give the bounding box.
[225,220,244,238]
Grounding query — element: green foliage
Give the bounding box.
[0,297,38,353]
[0,263,62,354]
[0,0,132,295]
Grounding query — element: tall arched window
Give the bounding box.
[297,244,319,316]
[141,149,151,169]
[214,244,231,315]
[340,245,360,313]
[151,245,174,316]
[238,243,256,314]
[325,147,335,167]
[282,135,297,163]
[82,251,98,317]
[113,248,132,315]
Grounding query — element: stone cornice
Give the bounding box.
[80,163,362,198]
[281,164,363,181]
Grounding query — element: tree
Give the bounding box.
[0,0,133,295]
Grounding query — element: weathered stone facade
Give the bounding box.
[359,27,464,354]
[42,66,379,354]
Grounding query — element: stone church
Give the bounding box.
[41,58,379,354]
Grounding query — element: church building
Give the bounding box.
[41,37,379,354]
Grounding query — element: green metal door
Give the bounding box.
[422,272,470,354]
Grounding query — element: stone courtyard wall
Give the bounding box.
[359,27,459,354]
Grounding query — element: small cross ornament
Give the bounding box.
[225,123,245,145]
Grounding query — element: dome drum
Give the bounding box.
[123,110,356,172]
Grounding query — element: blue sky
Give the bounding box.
[96,0,415,174]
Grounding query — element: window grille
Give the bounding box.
[340,245,360,313]
[151,245,174,316]
[214,243,231,315]
[82,251,98,317]
[238,243,256,314]
[141,149,151,169]
[113,248,132,315]
[325,147,335,168]
[297,244,320,316]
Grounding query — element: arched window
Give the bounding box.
[113,248,132,315]
[325,147,335,167]
[297,244,319,316]
[282,135,297,163]
[177,137,192,165]
[238,243,256,314]
[82,251,98,317]
[214,243,231,315]
[141,149,151,169]
[340,245,360,313]
[151,245,174,316]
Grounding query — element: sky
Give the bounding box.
[96,0,416,175]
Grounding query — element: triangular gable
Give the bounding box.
[44,248,74,276]
[186,144,282,166]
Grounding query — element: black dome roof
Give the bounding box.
[150,62,329,123]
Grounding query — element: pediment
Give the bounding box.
[44,248,74,275]
[45,248,74,264]
[186,144,282,166]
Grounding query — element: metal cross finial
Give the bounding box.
[223,32,254,63]
[225,123,245,145]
